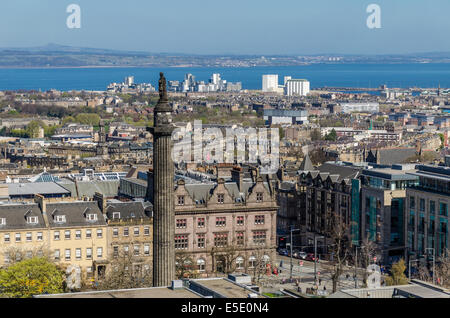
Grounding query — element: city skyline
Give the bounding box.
[1,0,449,55]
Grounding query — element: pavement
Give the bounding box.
[258,255,366,296]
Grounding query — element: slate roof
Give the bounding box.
[105,201,153,220]
[46,201,107,228]
[299,154,314,171]
[0,203,46,230]
[317,163,362,181]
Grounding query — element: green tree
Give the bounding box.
[385,259,408,286]
[0,257,65,298]
[325,128,337,141]
[25,120,42,138]
[75,113,100,126]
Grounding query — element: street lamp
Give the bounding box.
[354,246,364,288]
[425,248,435,285]
[289,227,300,281]
[314,235,324,286]
[408,259,420,282]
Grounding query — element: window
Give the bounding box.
[236,232,244,246]
[37,232,43,241]
[175,235,188,249]
[144,226,150,236]
[113,246,119,257]
[440,203,448,216]
[113,228,119,237]
[177,195,185,206]
[27,216,38,224]
[26,232,32,242]
[87,214,98,221]
[410,197,415,210]
[134,227,139,236]
[55,215,66,223]
[123,245,129,254]
[97,247,103,258]
[96,229,103,238]
[237,216,244,226]
[430,201,436,214]
[65,230,71,240]
[134,245,140,256]
[197,233,205,248]
[75,248,81,260]
[214,233,228,247]
[176,219,187,229]
[217,194,225,204]
[4,254,10,264]
[112,212,120,219]
[236,257,244,270]
[419,198,425,212]
[15,233,21,242]
[4,233,10,243]
[75,230,81,239]
[65,249,71,261]
[54,249,60,261]
[144,244,150,256]
[26,251,33,259]
[0,218,6,226]
[256,192,263,202]
[253,231,267,245]
[86,248,92,260]
[86,229,92,238]
[123,227,129,237]
[249,256,256,268]
[197,218,205,228]
[37,250,43,258]
[86,267,93,277]
[197,258,205,272]
[216,217,226,227]
[54,231,60,240]
[255,215,265,225]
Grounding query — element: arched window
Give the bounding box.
[197,258,206,272]
[236,256,244,270]
[249,256,256,268]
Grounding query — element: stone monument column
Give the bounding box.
[148,72,175,287]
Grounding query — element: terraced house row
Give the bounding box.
[0,193,153,281]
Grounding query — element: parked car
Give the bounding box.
[305,253,318,262]
[297,252,307,260]
[278,249,289,256]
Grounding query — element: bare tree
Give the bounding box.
[2,246,53,267]
[357,237,380,287]
[209,245,241,275]
[435,249,450,288]
[97,250,152,290]
[247,245,272,284]
[322,212,351,293]
[175,251,198,279]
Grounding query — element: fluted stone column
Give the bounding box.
[149,72,175,287]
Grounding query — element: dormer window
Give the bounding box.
[217,194,225,204]
[27,216,38,224]
[112,212,121,219]
[177,196,185,206]
[0,218,5,226]
[87,214,98,221]
[55,215,66,223]
[256,192,264,203]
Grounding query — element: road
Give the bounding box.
[258,254,367,296]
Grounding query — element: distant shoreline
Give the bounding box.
[0,61,448,70]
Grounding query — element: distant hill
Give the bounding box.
[1,44,450,68]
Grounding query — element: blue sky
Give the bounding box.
[0,0,448,55]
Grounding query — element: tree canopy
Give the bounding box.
[385,259,408,286]
[0,257,65,298]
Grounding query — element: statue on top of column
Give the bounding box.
[158,72,168,101]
